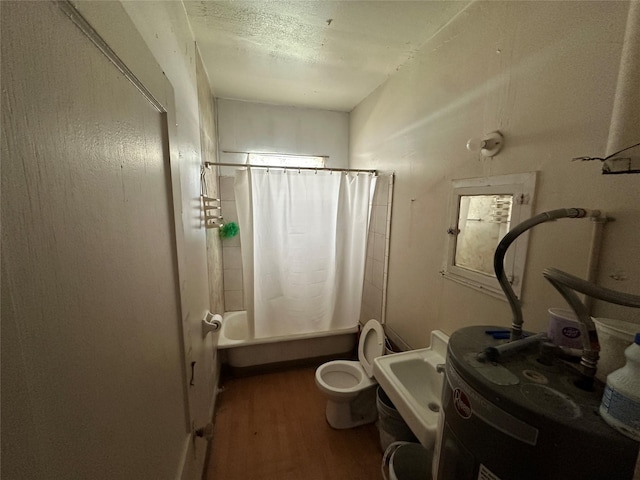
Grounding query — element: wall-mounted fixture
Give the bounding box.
[202,312,222,338]
[443,172,537,299]
[466,131,504,157]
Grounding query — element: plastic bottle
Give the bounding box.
[599,332,640,441]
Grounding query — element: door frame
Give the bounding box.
[55,1,197,476]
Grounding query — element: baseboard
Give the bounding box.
[221,349,356,378]
[176,435,193,480]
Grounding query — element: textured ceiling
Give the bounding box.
[184,1,471,112]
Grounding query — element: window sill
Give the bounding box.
[441,271,509,302]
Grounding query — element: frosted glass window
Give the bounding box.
[247,153,325,169]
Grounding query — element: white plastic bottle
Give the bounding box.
[599,333,640,441]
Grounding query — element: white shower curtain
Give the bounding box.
[235,168,372,338]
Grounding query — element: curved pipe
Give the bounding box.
[543,270,600,384]
[543,267,640,388]
[493,208,600,341]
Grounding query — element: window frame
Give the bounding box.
[247,153,326,169]
[443,172,537,299]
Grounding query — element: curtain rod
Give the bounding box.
[204,162,377,174]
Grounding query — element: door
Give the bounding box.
[1,2,194,478]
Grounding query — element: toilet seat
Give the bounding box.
[358,319,385,377]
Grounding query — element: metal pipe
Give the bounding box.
[544,268,640,309]
[543,270,600,387]
[380,174,394,325]
[480,333,547,362]
[222,150,329,159]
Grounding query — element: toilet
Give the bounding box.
[315,319,386,429]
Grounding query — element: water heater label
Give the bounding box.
[446,363,539,445]
[478,464,502,480]
[562,326,581,339]
[601,385,640,431]
[453,388,472,419]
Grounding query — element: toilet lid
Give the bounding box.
[358,319,385,378]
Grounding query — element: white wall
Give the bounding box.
[350,1,640,348]
[361,175,393,329]
[217,98,350,172]
[215,99,350,313]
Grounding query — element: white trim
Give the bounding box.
[443,172,537,299]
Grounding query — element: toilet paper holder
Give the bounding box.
[202,312,222,338]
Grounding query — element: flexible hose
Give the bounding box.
[492,207,640,389]
[493,208,599,341]
[543,267,640,388]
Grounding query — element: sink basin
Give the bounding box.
[373,330,449,448]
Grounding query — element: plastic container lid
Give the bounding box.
[390,443,432,480]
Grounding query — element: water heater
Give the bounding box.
[433,326,639,479]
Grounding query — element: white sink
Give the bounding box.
[373,330,449,449]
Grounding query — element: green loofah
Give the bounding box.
[219,221,239,239]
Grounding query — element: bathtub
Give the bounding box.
[217,311,358,369]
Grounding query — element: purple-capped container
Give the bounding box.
[547,308,584,349]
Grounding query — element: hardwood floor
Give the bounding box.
[205,366,383,480]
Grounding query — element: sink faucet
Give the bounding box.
[436,363,445,374]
